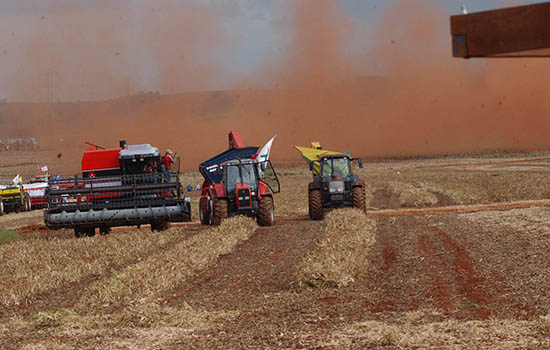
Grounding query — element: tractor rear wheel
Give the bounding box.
[212,199,228,225]
[258,196,275,226]
[308,189,324,220]
[352,185,367,213]
[199,197,210,225]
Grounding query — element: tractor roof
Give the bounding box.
[199,147,259,185]
[222,158,258,166]
[119,144,159,159]
[320,153,351,160]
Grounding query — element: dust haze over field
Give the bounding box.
[0,0,549,171]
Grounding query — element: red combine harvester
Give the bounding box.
[199,131,280,226]
[44,140,191,237]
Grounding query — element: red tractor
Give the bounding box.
[44,140,191,237]
[199,131,280,226]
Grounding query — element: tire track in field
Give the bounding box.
[417,225,494,318]
[415,156,550,169]
[164,220,324,310]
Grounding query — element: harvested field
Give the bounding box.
[1,153,550,349]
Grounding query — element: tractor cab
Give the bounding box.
[313,154,363,180]
[221,159,280,209]
[203,158,280,225]
[320,155,353,180]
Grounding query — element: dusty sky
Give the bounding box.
[0,0,545,102]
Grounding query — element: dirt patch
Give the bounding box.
[370,188,401,209]
[433,191,457,207]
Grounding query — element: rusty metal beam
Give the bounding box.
[451,3,550,58]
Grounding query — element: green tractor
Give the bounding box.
[296,143,366,220]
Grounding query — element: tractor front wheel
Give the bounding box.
[212,199,228,225]
[352,185,367,213]
[308,189,324,220]
[199,197,211,225]
[258,196,275,226]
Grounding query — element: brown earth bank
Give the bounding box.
[0,155,549,349]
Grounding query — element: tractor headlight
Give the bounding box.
[329,181,344,194]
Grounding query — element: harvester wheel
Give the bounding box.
[0,200,4,216]
[199,197,210,225]
[212,199,228,226]
[352,185,367,214]
[258,196,275,226]
[151,221,170,232]
[86,227,96,237]
[308,189,324,220]
[24,194,31,211]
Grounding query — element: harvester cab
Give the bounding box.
[199,131,280,226]
[119,144,161,175]
[295,143,366,220]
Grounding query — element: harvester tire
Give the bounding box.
[24,194,31,211]
[199,197,210,225]
[151,221,170,232]
[308,189,324,220]
[0,200,4,216]
[86,227,96,237]
[258,196,275,226]
[352,185,367,214]
[212,199,228,226]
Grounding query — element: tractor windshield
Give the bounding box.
[225,163,258,196]
[321,157,351,179]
